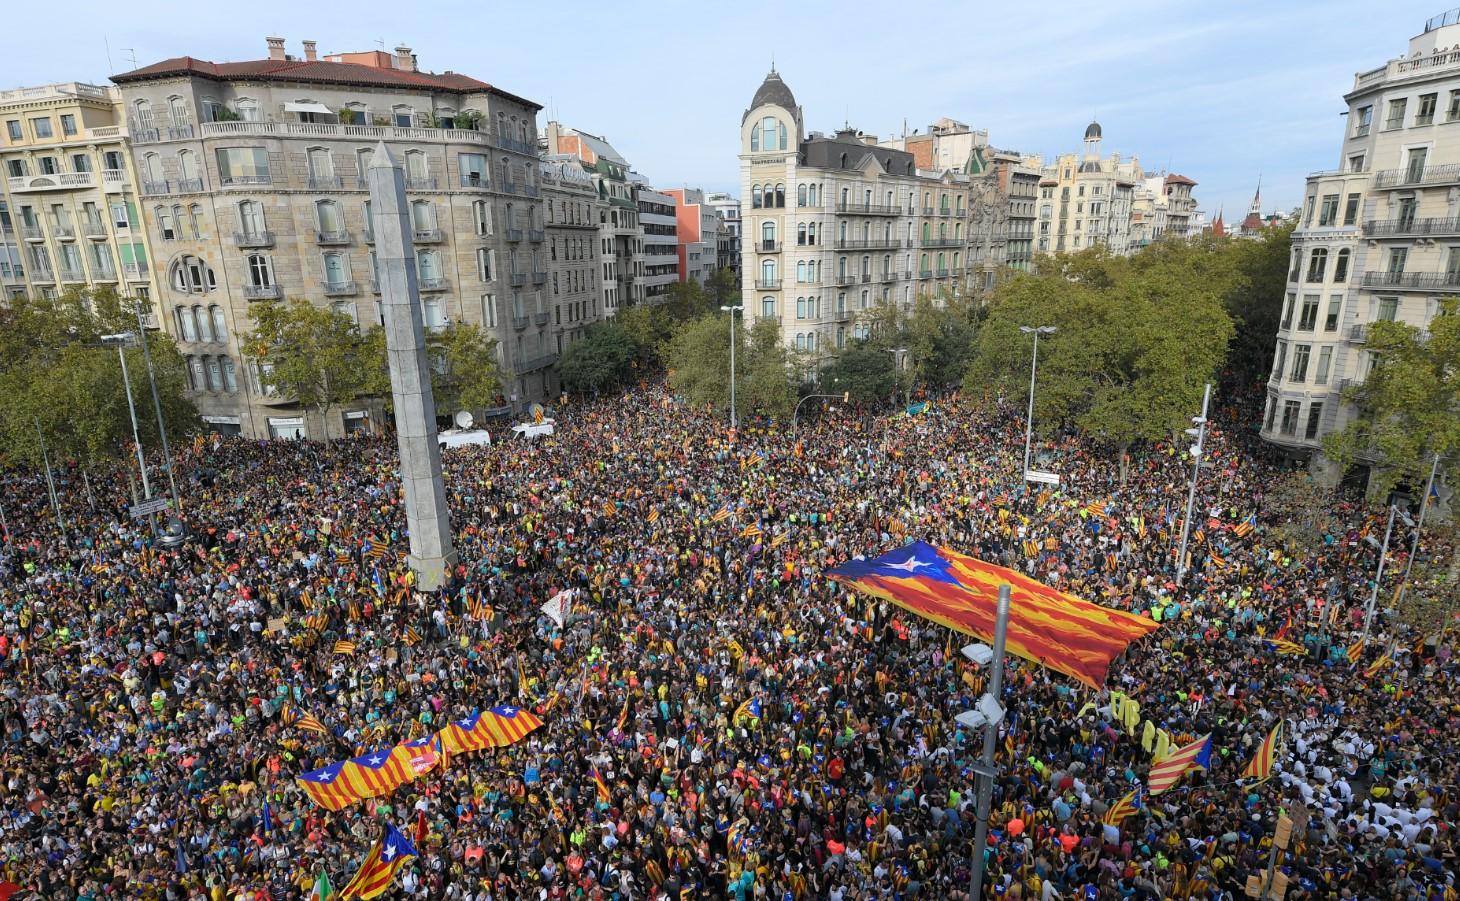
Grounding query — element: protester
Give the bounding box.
[0,379,1453,901]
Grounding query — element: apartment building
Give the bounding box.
[704,191,741,283]
[1029,121,1145,255]
[990,150,1040,272]
[1262,9,1460,465]
[110,38,546,438]
[739,69,976,357]
[544,123,644,316]
[663,187,721,285]
[0,81,160,307]
[539,158,605,375]
[634,183,679,299]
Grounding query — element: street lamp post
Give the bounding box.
[34,418,66,543]
[1018,326,1055,478]
[131,300,183,512]
[962,584,1011,901]
[103,333,156,530]
[1398,452,1442,606]
[1362,503,1412,646]
[720,305,743,429]
[1175,383,1212,586]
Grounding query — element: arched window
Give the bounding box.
[922,222,931,241]
[797,224,807,246]
[1306,248,1328,282]
[170,255,215,293]
[307,148,334,183]
[188,204,202,238]
[797,260,807,281]
[797,297,806,319]
[761,259,777,284]
[952,252,961,270]
[235,98,258,121]
[178,150,199,184]
[938,223,947,239]
[322,251,348,287]
[403,150,427,181]
[775,184,785,207]
[393,105,414,128]
[1334,248,1351,282]
[936,253,945,271]
[762,221,776,245]
[750,124,760,152]
[779,121,788,150]
[143,153,163,185]
[751,185,762,209]
[920,253,930,273]
[798,185,808,206]
[210,306,228,341]
[133,99,154,130]
[809,184,818,205]
[954,223,962,239]
[418,250,442,280]
[796,333,806,351]
[410,200,436,232]
[316,200,343,235]
[761,296,776,319]
[807,223,817,245]
[168,96,189,127]
[861,255,870,276]
[839,153,848,168]
[175,306,197,341]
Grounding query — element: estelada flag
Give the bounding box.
[1102,786,1143,825]
[341,822,416,900]
[828,542,1159,689]
[1346,639,1365,665]
[1147,735,1212,795]
[1241,721,1283,783]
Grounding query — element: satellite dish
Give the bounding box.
[454,410,475,430]
[529,403,545,424]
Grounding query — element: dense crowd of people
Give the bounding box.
[0,380,1455,901]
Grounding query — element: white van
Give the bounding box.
[437,428,492,450]
[511,420,556,440]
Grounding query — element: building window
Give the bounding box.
[1325,295,1342,331]
[393,106,413,128]
[30,118,53,139]
[247,253,274,287]
[1315,346,1332,384]
[1280,400,1300,436]
[482,293,497,328]
[1305,248,1327,282]
[1290,344,1311,382]
[1318,195,1339,227]
[216,147,270,185]
[210,305,228,341]
[1417,92,1438,126]
[1332,248,1349,283]
[1273,341,1287,380]
[1377,296,1398,321]
[175,306,198,342]
[460,153,487,187]
[1348,154,1365,174]
[1297,295,1319,331]
[477,247,492,281]
[1384,98,1407,130]
[238,200,266,237]
[751,185,762,209]
[170,255,216,293]
[761,296,775,319]
[1305,403,1324,440]
[322,252,348,288]
[5,120,19,141]
[1343,193,1360,226]
[473,200,491,235]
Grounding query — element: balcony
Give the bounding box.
[53,225,76,240]
[901,270,913,279]
[758,240,782,253]
[101,169,129,192]
[532,270,547,285]
[82,217,108,238]
[506,228,524,242]
[1362,217,1460,238]
[1359,271,1460,291]
[29,270,54,283]
[219,175,272,188]
[834,238,900,250]
[516,352,559,373]
[509,272,527,286]
[918,269,934,279]
[233,230,275,248]
[308,175,344,191]
[322,280,358,296]
[412,229,443,243]
[496,135,537,156]
[834,202,899,215]
[405,177,438,191]
[533,312,550,326]
[244,284,282,300]
[1372,165,1460,189]
[832,274,856,287]
[7,172,95,192]
[122,262,148,279]
[512,315,530,330]
[860,273,872,283]
[1348,324,1369,342]
[528,228,545,242]
[177,178,205,193]
[831,309,852,323]
[20,225,45,241]
[92,268,118,282]
[418,277,449,291]
[921,238,962,247]
[142,180,173,196]
[316,230,352,245]
[460,173,490,189]
[59,268,85,282]
[880,270,896,282]
[755,278,782,290]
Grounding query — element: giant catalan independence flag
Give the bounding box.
[827,541,1160,689]
[297,705,543,811]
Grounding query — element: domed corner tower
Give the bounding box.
[741,66,804,156]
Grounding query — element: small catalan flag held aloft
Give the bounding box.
[1364,653,1393,679]
[770,530,790,548]
[1233,513,1257,538]
[601,501,616,518]
[647,508,660,524]
[1084,501,1107,518]
[402,626,422,646]
[711,505,732,523]
[1263,639,1307,657]
[1240,721,1283,783]
[1346,639,1366,665]
[1209,550,1228,569]
[739,523,764,539]
[1102,785,1143,826]
[333,640,357,656]
[740,451,766,470]
[591,767,611,805]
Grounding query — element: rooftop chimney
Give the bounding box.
[395,45,415,72]
[302,40,317,62]
[266,36,286,61]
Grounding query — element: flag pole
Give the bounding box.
[969,584,1011,901]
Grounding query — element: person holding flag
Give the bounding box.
[340,822,416,899]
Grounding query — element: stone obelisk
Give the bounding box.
[367,143,456,591]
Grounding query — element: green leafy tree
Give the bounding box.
[559,322,637,396]
[613,304,677,366]
[964,244,1235,478]
[429,322,503,415]
[1223,223,1292,384]
[823,341,899,404]
[666,313,796,420]
[705,267,739,310]
[0,288,197,470]
[1262,470,1338,554]
[739,316,798,420]
[246,299,374,439]
[902,292,978,389]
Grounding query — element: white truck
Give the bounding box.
[510,420,556,440]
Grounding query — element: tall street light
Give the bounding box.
[1018,326,1056,479]
[720,304,743,430]
[1363,503,1413,646]
[1175,383,1212,586]
[958,584,1010,901]
[101,333,155,528]
[131,299,183,511]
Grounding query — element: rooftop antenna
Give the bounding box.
[376,38,386,51]
[770,52,775,74]
[104,35,115,74]
[121,48,138,71]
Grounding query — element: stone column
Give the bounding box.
[367,143,456,590]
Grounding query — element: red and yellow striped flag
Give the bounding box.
[591,767,611,805]
[647,508,660,524]
[1363,654,1393,679]
[711,505,732,523]
[1147,735,1212,795]
[1241,721,1283,783]
[1102,786,1143,825]
[334,640,357,656]
[1345,639,1365,665]
[739,523,764,540]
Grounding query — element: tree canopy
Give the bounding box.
[666,312,798,420]
[558,322,638,396]
[247,299,374,439]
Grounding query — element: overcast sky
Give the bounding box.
[7,0,1442,219]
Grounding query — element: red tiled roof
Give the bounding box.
[1164,173,1197,186]
[111,56,540,109]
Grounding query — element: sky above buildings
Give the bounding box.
[9,0,1443,219]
